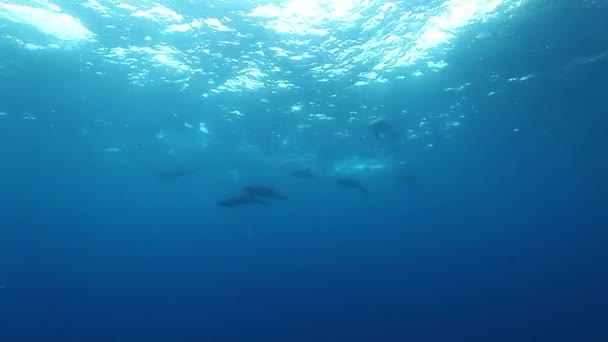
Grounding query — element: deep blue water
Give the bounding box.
[1,1,607,341]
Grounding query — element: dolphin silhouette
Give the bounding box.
[242,186,288,200]
[218,194,270,208]
[335,177,371,199]
[156,165,203,181]
[369,118,399,140]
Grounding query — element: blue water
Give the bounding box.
[1,1,607,341]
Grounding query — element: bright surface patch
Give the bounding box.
[0,2,94,42]
[0,0,534,180]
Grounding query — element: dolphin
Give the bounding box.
[218,194,270,208]
[242,185,288,200]
[288,167,317,180]
[335,177,371,199]
[156,165,203,181]
[369,118,399,140]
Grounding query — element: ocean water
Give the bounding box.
[0,0,607,341]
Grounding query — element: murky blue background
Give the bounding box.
[1,1,607,341]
